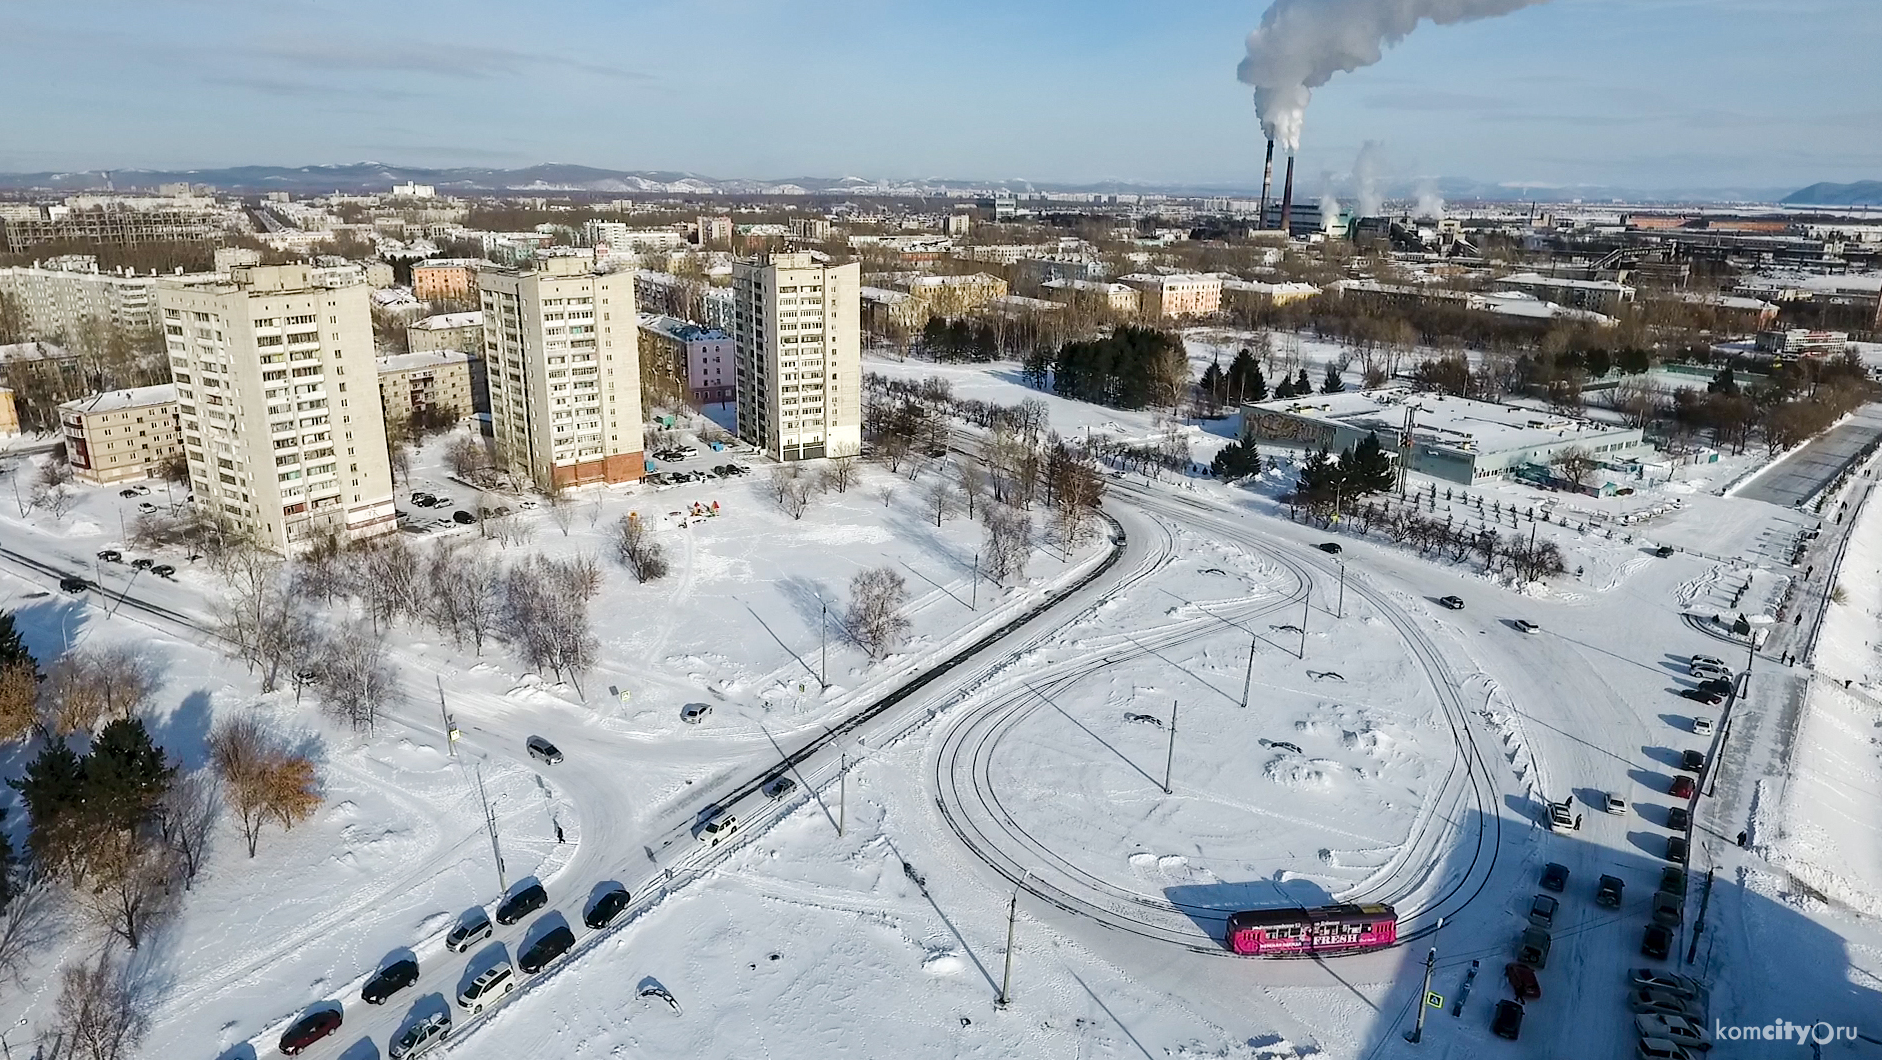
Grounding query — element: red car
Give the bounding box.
[1505,961,1541,1001]
[279,1009,343,1055]
[1669,775,1696,799]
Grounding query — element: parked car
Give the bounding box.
[1666,836,1690,864]
[58,576,88,594]
[137,502,159,514]
[1438,595,1465,610]
[496,881,548,925]
[526,736,563,765]
[1516,927,1551,968]
[1690,662,1731,681]
[1631,988,1703,1020]
[131,557,153,571]
[1548,800,1574,830]
[1694,677,1732,695]
[1689,654,1725,670]
[388,1009,451,1059]
[1316,542,1342,554]
[1491,999,1525,1040]
[456,960,515,1013]
[518,924,577,974]
[1691,716,1714,736]
[1540,862,1569,892]
[362,956,420,1004]
[761,773,797,799]
[584,884,631,930]
[446,907,492,952]
[1638,1036,1697,1060]
[1606,791,1629,814]
[1679,688,1724,705]
[1659,868,1688,896]
[118,489,140,499]
[96,549,122,562]
[453,509,475,524]
[1652,891,1685,928]
[1680,749,1706,772]
[681,702,712,724]
[1667,806,1690,831]
[151,564,175,578]
[278,1009,343,1055]
[1596,874,1625,907]
[1632,969,1706,1000]
[1528,894,1558,930]
[1655,545,1676,558]
[694,806,739,846]
[1669,775,1696,799]
[1504,961,1541,1001]
[1514,619,1540,634]
[1636,1014,1709,1052]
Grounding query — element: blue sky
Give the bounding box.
[2,0,1877,193]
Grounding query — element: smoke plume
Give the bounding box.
[1353,140,1386,217]
[1238,0,1551,150]
[1319,193,1342,229]
[1414,180,1446,219]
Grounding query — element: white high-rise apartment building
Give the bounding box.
[478,253,644,490]
[157,264,396,552]
[732,252,861,462]
[0,260,156,341]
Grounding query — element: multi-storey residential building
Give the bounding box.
[376,350,477,424]
[896,272,1009,316]
[583,221,688,256]
[732,252,861,462]
[0,260,157,341]
[57,384,181,484]
[698,215,734,247]
[1041,279,1141,315]
[156,264,397,552]
[410,258,491,303]
[638,314,735,407]
[1120,273,1223,318]
[406,311,484,353]
[789,217,832,242]
[478,254,644,489]
[1,201,230,253]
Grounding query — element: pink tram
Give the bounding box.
[1225,903,1398,957]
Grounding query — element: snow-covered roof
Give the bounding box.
[58,383,177,416]
[859,286,913,304]
[409,311,483,331]
[376,350,470,374]
[1498,271,1633,294]
[1248,386,1639,457]
[0,341,73,364]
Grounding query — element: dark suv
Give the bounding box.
[584,884,631,930]
[496,881,548,925]
[518,924,576,974]
[361,956,420,1004]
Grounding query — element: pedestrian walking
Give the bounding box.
[554,822,565,844]
[1574,813,1582,831]
[1737,830,1748,848]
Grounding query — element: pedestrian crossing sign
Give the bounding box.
[1426,992,1444,1009]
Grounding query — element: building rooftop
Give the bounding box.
[0,341,72,364]
[58,383,177,416]
[376,349,470,374]
[1247,386,1637,457]
[1499,271,1634,293]
[410,311,484,331]
[859,286,914,304]
[637,313,729,342]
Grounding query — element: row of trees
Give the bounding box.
[1023,325,1189,412]
[1297,500,1570,583]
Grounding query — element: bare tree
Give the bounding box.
[981,504,1034,584]
[0,882,57,989]
[156,769,219,887]
[314,628,396,733]
[546,481,576,537]
[767,464,798,505]
[75,829,178,950]
[955,461,987,520]
[361,536,425,629]
[209,714,322,858]
[446,435,492,480]
[846,567,911,659]
[42,654,110,736]
[924,480,956,527]
[1552,446,1598,487]
[614,515,669,582]
[876,485,895,507]
[0,661,37,743]
[41,952,147,1060]
[781,474,816,520]
[824,455,859,494]
[502,556,601,696]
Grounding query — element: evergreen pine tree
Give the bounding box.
[0,613,29,669]
[1296,446,1342,497]
[84,717,176,832]
[10,740,86,880]
[1295,368,1313,394]
[1246,362,1269,402]
[1322,365,1345,394]
[1200,361,1225,408]
[1274,375,1296,400]
[1344,431,1396,493]
[1211,441,1263,479]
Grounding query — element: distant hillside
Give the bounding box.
[1782,181,1882,206]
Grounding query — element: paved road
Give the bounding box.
[1735,403,1882,507]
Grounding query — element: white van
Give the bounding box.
[1691,716,1714,736]
[457,960,515,1013]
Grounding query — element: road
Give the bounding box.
[1734,403,1882,507]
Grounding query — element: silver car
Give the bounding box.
[526,735,563,765]
[389,1010,451,1059]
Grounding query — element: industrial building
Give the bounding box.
[1241,387,1648,486]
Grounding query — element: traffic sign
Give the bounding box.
[1425,992,1444,1009]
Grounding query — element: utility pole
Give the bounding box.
[1336,562,1345,620]
[1397,405,1414,498]
[1162,699,1178,794]
[996,887,1018,1008]
[475,763,506,892]
[437,677,456,758]
[972,550,980,610]
[1685,867,1714,965]
[1300,589,1310,659]
[1240,631,1257,708]
[1405,946,1437,1043]
[838,753,847,837]
[820,594,829,690]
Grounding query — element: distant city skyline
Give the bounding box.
[3,0,1878,194]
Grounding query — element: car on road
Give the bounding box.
[1505,961,1540,1001]
[1669,775,1696,799]
[446,908,492,952]
[131,557,153,571]
[58,576,87,594]
[137,501,158,513]
[1528,894,1558,930]
[1316,542,1342,554]
[1666,806,1690,832]
[496,881,548,925]
[278,1009,343,1055]
[1491,1000,1525,1040]
[1652,891,1684,927]
[1514,619,1540,634]
[1655,545,1676,558]
[1666,836,1690,864]
[1606,791,1629,814]
[1597,874,1625,907]
[1631,988,1703,1020]
[456,960,515,1013]
[1691,716,1714,736]
[518,923,576,974]
[1516,927,1551,968]
[96,549,121,563]
[584,884,631,930]
[1679,688,1724,705]
[1679,749,1706,772]
[525,736,563,765]
[1540,863,1569,892]
[694,806,739,846]
[388,1009,451,1059]
[761,773,797,799]
[362,957,420,1004]
[1641,923,1674,960]
[1636,1013,1710,1052]
[118,488,140,499]
[681,702,712,724]
[1438,595,1465,610]
[151,564,175,578]
[1638,1036,1698,1060]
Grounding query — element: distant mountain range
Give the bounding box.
[1781,181,1882,206]
[0,161,1837,207]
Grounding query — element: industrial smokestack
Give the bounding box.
[1259,139,1276,228]
[1280,154,1296,235]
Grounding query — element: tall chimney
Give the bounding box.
[1279,154,1296,236]
[1259,139,1275,229]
